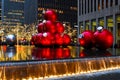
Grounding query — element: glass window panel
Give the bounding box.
[85,21,89,30]
[98,18,104,27]
[107,16,113,33]
[91,19,96,32]
[79,22,84,33]
[116,15,120,47]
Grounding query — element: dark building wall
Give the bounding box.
[1,0,37,26]
[0,0,1,21]
[37,0,77,27]
[24,0,37,24]
[3,0,24,25]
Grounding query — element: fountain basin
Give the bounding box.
[0,56,120,79]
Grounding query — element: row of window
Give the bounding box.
[10,0,24,3]
[79,0,118,15]
[79,15,120,32]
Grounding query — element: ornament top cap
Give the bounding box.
[6,34,15,39]
[43,32,47,37]
[79,34,84,38]
[97,26,103,31]
[43,20,46,23]
[42,10,46,14]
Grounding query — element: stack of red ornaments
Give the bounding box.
[79,26,114,50]
[30,10,71,47]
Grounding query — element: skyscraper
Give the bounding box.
[37,0,77,27]
[24,0,37,25]
[1,0,37,26]
[2,0,25,26]
[0,0,2,24]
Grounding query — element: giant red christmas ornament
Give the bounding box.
[44,9,57,22]
[37,20,47,33]
[79,30,95,48]
[41,32,54,46]
[79,50,87,58]
[94,26,113,50]
[35,33,43,45]
[56,22,64,33]
[30,34,37,45]
[55,33,63,46]
[45,20,56,34]
[63,34,71,45]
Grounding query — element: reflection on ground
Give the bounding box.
[0,45,119,61]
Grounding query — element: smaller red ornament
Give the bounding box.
[44,9,57,22]
[35,33,43,45]
[79,50,87,58]
[37,22,46,33]
[79,30,95,49]
[56,22,65,33]
[94,26,114,50]
[45,20,56,34]
[41,32,54,46]
[55,33,63,46]
[63,34,71,45]
[30,34,37,45]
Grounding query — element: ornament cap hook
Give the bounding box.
[43,20,46,23]
[97,26,103,32]
[79,34,84,38]
[42,10,46,14]
[43,32,47,37]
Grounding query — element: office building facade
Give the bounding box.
[0,0,2,24]
[2,0,25,26]
[1,0,37,26]
[24,0,37,24]
[78,0,120,47]
[37,0,77,27]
